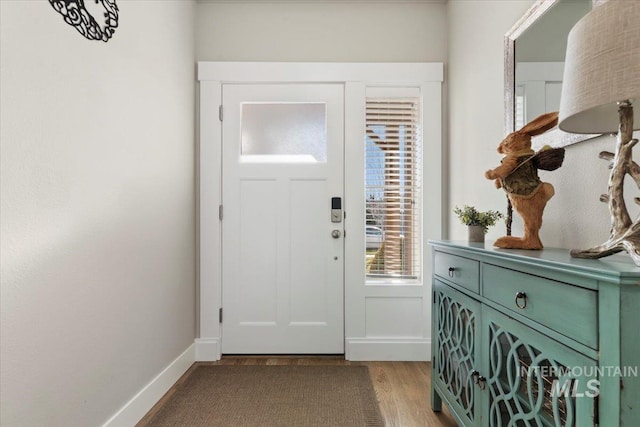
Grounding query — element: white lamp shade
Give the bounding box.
[558,0,640,134]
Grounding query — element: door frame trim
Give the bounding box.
[197,62,443,361]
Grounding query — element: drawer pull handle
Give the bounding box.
[515,291,527,309]
[470,370,486,390]
[477,376,487,390]
[448,267,455,278]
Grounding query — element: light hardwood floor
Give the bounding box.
[138,356,458,427]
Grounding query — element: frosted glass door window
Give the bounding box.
[241,103,327,163]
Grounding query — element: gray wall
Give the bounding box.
[1,0,629,425]
[0,1,196,425]
[447,0,531,241]
[517,0,591,62]
[447,0,624,251]
[196,1,448,62]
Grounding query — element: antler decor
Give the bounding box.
[556,0,640,266]
[48,0,119,42]
[570,104,640,264]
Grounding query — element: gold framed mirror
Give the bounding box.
[504,0,600,149]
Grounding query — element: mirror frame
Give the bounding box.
[504,0,601,147]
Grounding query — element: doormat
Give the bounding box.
[141,365,384,427]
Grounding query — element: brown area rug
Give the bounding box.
[143,365,384,427]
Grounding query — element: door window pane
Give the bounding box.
[241,103,327,163]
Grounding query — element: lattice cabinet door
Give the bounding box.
[480,307,597,427]
[432,279,482,426]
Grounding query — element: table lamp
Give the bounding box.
[558,0,640,265]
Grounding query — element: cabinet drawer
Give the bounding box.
[434,251,480,293]
[483,264,598,349]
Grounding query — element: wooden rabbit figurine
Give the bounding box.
[485,112,561,249]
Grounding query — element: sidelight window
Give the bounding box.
[365,92,422,280]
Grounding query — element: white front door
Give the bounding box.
[221,83,344,354]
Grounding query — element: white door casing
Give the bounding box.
[221,84,344,354]
[196,63,443,361]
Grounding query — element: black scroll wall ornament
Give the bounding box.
[48,0,119,42]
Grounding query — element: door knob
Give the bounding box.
[331,230,342,238]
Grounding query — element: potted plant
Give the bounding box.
[453,205,504,243]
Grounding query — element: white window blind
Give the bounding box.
[365,95,422,280]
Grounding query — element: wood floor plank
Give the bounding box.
[137,357,457,426]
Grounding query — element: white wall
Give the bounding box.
[0,1,196,426]
[447,0,532,241]
[196,1,447,62]
[447,0,627,251]
[539,136,615,249]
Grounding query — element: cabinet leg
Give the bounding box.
[431,388,442,412]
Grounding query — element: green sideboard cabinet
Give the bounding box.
[429,240,640,427]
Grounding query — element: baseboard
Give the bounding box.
[346,338,431,361]
[102,344,195,427]
[195,337,221,361]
